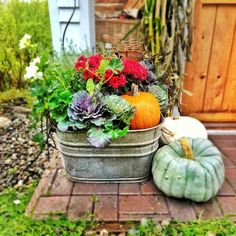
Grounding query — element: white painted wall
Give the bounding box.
[48,0,95,53]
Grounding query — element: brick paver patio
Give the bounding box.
[26,135,236,231]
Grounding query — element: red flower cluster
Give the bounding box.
[122,58,148,81]
[88,54,102,70]
[104,70,127,89]
[108,74,126,89]
[74,55,87,70]
[74,55,148,89]
[74,54,102,80]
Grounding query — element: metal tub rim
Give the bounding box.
[56,122,163,135]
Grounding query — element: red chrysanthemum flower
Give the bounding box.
[74,55,87,71]
[122,58,148,81]
[108,74,126,89]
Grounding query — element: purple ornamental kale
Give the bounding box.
[67,91,104,122]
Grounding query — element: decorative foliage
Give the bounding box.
[67,91,104,123]
[87,127,112,149]
[104,95,135,125]
[146,0,193,115]
[148,84,168,110]
[28,49,164,148]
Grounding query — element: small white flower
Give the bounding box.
[32,57,40,65]
[19,34,31,49]
[36,71,43,78]
[24,65,39,79]
[24,57,43,80]
[13,199,21,205]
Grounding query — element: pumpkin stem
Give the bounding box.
[180,138,195,160]
[172,116,180,120]
[131,83,139,96]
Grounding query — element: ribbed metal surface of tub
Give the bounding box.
[56,124,162,183]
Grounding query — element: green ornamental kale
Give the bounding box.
[148,85,168,110]
[104,95,135,125]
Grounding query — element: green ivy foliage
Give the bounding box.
[0,0,52,91]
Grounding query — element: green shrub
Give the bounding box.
[0,88,33,105]
[0,0,52,91]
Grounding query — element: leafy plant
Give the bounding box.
[28,54,82,149]
[0,0,52,91]
[148,84,168,110]
[58,91,135,148]
[104,95,135,125]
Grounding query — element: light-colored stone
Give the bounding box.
[17,180,24,187]
[100,229,109,236]
[161,219,170,226]
[0,116,11,129]
[4,159,11,165]
[12,106,31,114]
[85,231,96,236]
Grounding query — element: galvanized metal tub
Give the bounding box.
[56,124,162,183]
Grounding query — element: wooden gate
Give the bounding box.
[182,0,236,122]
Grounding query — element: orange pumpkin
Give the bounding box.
[121,85,161,130]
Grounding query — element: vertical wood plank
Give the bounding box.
[222,25,236,112]
[182,4,217,114]
[203,5,236,112]
[182,0,202,114]
[48,0,61,52]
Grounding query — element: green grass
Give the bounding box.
[0,183,95,236]
[128,217,236,236]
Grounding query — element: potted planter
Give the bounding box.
[29,53,166,183]
[56,123,162,183]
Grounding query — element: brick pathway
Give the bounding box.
[26,135,236,229]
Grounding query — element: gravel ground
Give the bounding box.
[0,102,51,191]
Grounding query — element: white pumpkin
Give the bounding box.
[160,116,208,144]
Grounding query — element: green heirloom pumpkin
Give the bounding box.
[152,138,225,202]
